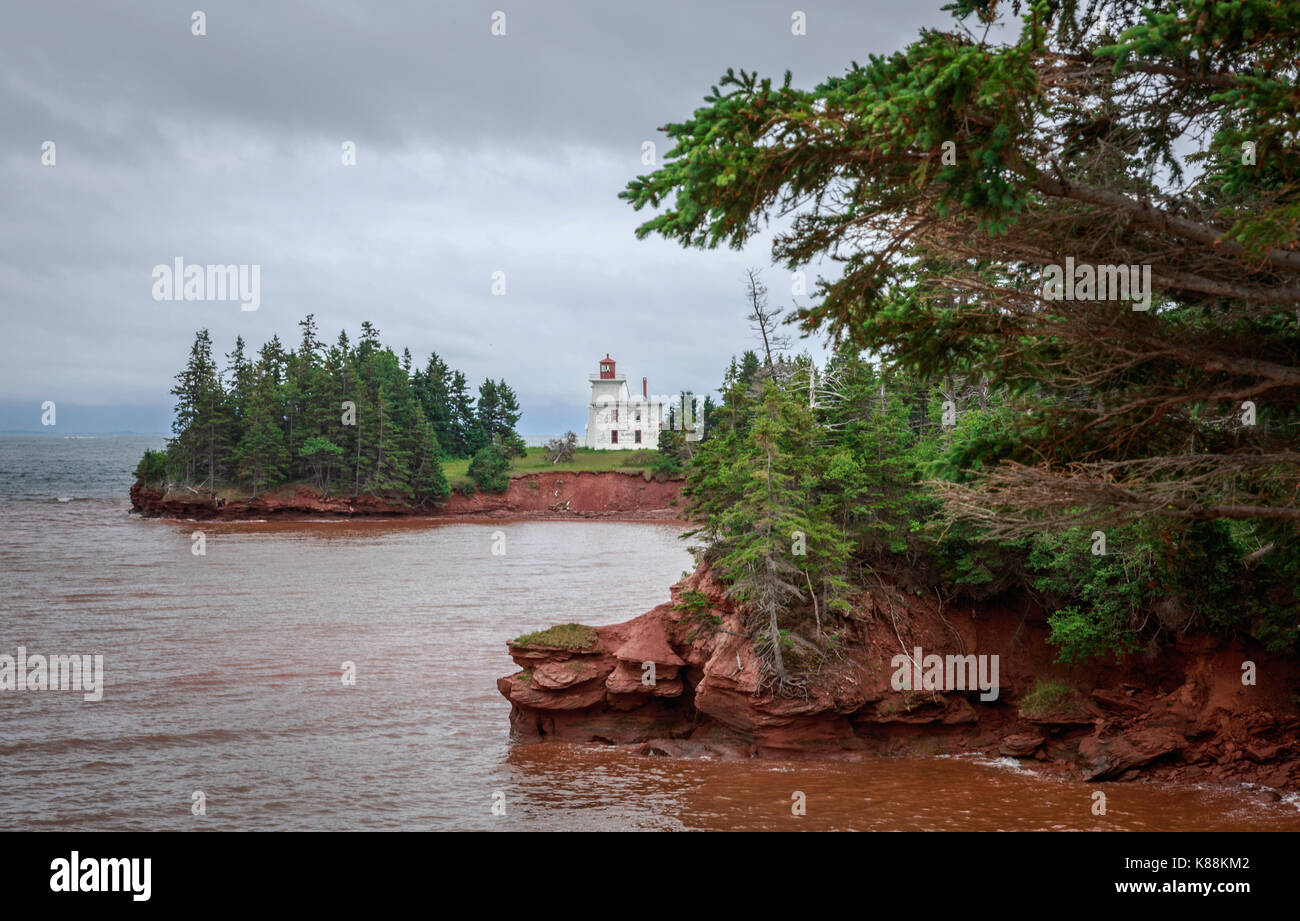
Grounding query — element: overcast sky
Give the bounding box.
[2,0,962,434]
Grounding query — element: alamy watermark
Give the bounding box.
[890,646,999,701]
[0,647,103,701]
[152,257,260,311]
[1041,257,1152,311]
[50,852,149,901]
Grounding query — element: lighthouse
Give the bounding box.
[583,354,704,450]
[584,354,663,450]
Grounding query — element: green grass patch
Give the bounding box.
[1020,680,1088,719]
[511,623,598,650]
[442,446,658,480]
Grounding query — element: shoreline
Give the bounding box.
[129,469,687,522]
[499,561,1300,793]
[127,471,1300,794]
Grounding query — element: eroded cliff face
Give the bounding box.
[129,470,683,520]
[498,563,1300,790]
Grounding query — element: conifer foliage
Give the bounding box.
[632,0,1300,680]
[623,0,1300,534]
[143,317,526,505]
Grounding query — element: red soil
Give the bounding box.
[129,470,685,521]
[498,562,1300,791]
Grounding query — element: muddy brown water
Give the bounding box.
[2,495,1298,831]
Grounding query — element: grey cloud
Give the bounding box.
[2,0,961,434]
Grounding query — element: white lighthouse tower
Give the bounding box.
[583,354,704,450]
[584,354,662,450]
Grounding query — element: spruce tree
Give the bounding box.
[235,364,290,496]
[169,329,232,493]
[447,370,478,457]
[148,320,495,507]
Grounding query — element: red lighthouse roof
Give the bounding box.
[599,354,616,379]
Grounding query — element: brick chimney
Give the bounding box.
[642,376,647,398]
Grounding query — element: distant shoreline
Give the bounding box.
[130,469,687,522]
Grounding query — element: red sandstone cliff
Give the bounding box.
[130,470,684,521]
[498,562,1300,791]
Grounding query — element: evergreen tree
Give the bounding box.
[738,351,761,391]
[326,329,359,494]
[493,380,526,457]
[146,320,513,511]
[468,444,510,493]
[370,348,416,492]
[412,353,454,445]
[286,314,328,479]
[698,379,847,692]
[409,422,450,504]
[622,1,1300,530]
[235,364,290,495]
[701,394,717,442]
[447,370,479,457]
[224,335,252,438]
[476,379,501,442]
[169,329,232,492]
[300,436,344,494]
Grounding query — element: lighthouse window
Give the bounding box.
[612,408,618,422]
[635,409,641,422]
[634,430,642,443]
[610,430,618,444]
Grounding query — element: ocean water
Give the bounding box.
[1,434,1298,831]
[0,433,165,501]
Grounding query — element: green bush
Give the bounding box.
[134,449,169,485]
[673,589,722,640]
[655,429,687,474]
[1029,521,1248,663]
[672,589,713,616]
[1028,527,1150,663]
[650,452,682,476]
[467,445,510,493]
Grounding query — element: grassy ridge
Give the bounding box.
[441,446,658,479]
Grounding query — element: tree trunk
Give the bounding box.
[805,568,821,638]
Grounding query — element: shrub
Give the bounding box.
[673,589,722,640]
[468,445,510,493]
[1029,521,1246,663]
[134,449,169,485]
[651,453,682,476]
[672,589,713,616]
[653,430,686,474]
